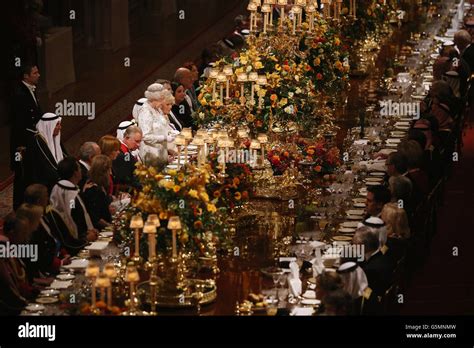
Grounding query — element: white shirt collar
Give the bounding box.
[22,80,36,91]
[78,159,91,171]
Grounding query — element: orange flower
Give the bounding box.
[283,151,290,157]
[272,155,280,161]
[213,190,221,198]
[307,149,315,155]
[233,177,240,186]
[283,65,291,72]
[270,94,278,101]
[242,191,249,199]
[194,220,203,229]
[315,165,322,172]
[159,211,168,220]
[234,192,242,201]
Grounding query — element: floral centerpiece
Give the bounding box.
[299,20,350,95]
[117,164,227,257]
[296,137,342,178]
[206,150,254,211]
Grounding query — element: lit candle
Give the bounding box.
[223,65,233,100]
[167,217,182,259]
[257,133,268,167]
[217,73,226,103]
[174,134,186,169]
[143,221,158,260]
[277,0,287,28]
[250,139,261,168]
[257,75,267,108]
[237,73,248,105]
[248,72,258,105]
[247,3,258,32]
[262,4,271,34]
[129,215,143,262]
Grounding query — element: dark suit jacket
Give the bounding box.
[360,251,393,297]
[78,162,89,191]
[80,185,112,229]
[172,102,195,130]
[462,44,474,72]
[10,82,42,168]
[112,143,139,191]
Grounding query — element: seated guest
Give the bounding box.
[155,79,172,92]
[116,120,137,142]
[174,67,197,112]
[14,203,55,285]
[182,61,200,90]
[50,157,98,243]
[411,122,442,185]
[319,289,353,316]
[0,215,28,314]
[385,152,408,178]
[315,270,344,315]
[24,184,71,274]
[433,46,459,81]
[82,155,115,230]
[398,140,430,206]
[365,185,391,219]
[353,227,394,311]
[23,113,67,193]
[381,202,411,262]
[337,261,369,300]
[170,82,193,130]
[5,207,42,301]
[388,175,413,216]
[113,126,142,191]
[359,217,388,249]
[425,81,455,131]
[78,142,101,190]
[98,135,121,195]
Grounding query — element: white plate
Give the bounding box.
[99,231,113,238]
[332,236,353,242]
[302,290,316,299]
[62,258,89,270]
[339,227,356,234]
[187,145,198,150]
[56,273,75,281]
[40,289,60,297]
[395,125,410,131]
[166,164,179,170]
[353,202,366,208]
[346,215,363,221]
[346,209,364,215]
[386,143,399,148]
[301,299,321,306]
[365,181,382,186]
[36,297,59,304]
[25,304,45,312]
[353,198,366,203]
[341,221,360,228]
[369,172,386,177]
[365,177,383,182]
[386,138,401,144]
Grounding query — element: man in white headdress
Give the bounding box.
[358,217,388,251]
[50,157,98,243]
[116,120,137,141]
[132,99,147,122]
[24,113,67,192]
[337,261,370,300]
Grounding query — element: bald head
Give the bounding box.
[174,68,193,89]
[454,30,472,52]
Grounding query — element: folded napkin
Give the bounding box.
[85,241,109,251]
[49,280,72,289]
[353,139,369,146]
[360,160,387,172]
[310,257,325,277]
[63,258,89,270]
[288,261,302,297]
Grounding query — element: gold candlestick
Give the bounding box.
[129,215,144,264]
[168,217,182,259]
[86,262,100,315]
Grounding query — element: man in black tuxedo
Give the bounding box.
[10,64,42,209]
[113,126,142,192]
[454,30,473,101]
[353,227,394,314]
[77,142,101,190]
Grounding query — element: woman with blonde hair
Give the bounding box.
[381,202,411,261]
[136,83,177,167]
[98,135,121,194]
[81,155,114,229]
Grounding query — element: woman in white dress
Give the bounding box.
[136,84,176,168]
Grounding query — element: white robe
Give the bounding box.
[136,102,170,167]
